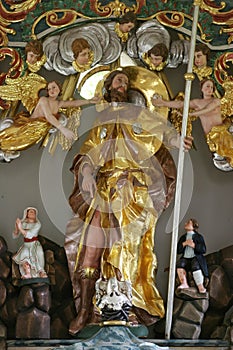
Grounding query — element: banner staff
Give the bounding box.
[165,0,201,339]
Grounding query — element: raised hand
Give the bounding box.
[58,125,76,141]
[184,135,193,151]
[151,94,164,106]
[89,96,102,104]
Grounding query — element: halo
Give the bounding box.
[94,65,169,119]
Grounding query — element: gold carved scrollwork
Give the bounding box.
[0,22,15,47]
[199,0,233,44]
[220,27,233,45]
[31,9,80,39]
[0,0,41,46]
[155,11,185,28]
[221,78,233,119]
[214,52,233,84]
[5,0,41,12]
[92,0,144,17]
[0,47,24,110]
[0,47,23,79]
[214,52,233,119]
[199,0,226,14]
[155,11,210,43]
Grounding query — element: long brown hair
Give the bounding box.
[46,81,62,96]
[200,77,216,97]
[103,70,130,102]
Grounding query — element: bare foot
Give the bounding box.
[39,271,48,278]
[69,308,89,335]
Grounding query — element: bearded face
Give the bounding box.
[109,88,129,102]
[103,72,130,102]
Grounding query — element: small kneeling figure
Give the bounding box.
[12,207,47,279]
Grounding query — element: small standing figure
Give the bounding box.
[12,207,47,279]
[176,218,208,294]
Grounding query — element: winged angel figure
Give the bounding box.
[152,76,233,172]
[0,73,99,162]
[175,78,233,172]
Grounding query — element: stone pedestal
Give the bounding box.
[0,320,6,350]
[15,281,51,339]
[172,287,209,339]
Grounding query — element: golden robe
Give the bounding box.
[65,104,176,325]
[206,119,233,167]
[0,112,52,152]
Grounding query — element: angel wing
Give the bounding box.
[127,19,170,60]
[169,92,198,136]
[41,107,81,155]
[0,73,47,114]
[43,22,110,75]
[220,78,233,120]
